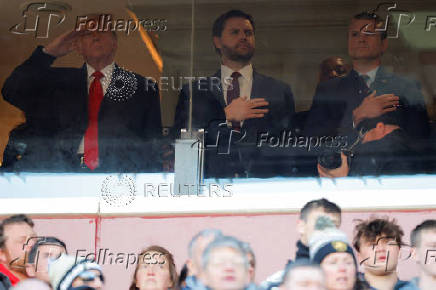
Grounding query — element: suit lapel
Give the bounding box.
[79,64,89,128]
[243,70,262,131]
[373,66,391,91]
[250,70,262,99]
[210,70,226,108]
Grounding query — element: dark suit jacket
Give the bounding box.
[349,129,421,176]
[2,46,162,172]
[304,67,430,139]
[174,69,295,178]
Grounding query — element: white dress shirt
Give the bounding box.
[221,64,253,104]
[358,66,379,88]
[77,62,115,154]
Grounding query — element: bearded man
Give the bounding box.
[174,10,295,178]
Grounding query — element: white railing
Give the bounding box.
[1,173,436,215]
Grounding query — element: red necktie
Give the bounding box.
[84,71,104,170]
[227,71,241,130]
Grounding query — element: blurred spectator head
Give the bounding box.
[48,254,104,290]
[410,219,436,278]
[298,199,341,246]
[0,214,36,275]
[319,57,349,83]
[25,236,67,283]
[280,259,325,290]
[187,229,222,278]
[241,242,256,282]
[202,236,250,290]
[11,278,51,290]
[129,245,178,290]
[353,217,404,276]
[309,216,357,290]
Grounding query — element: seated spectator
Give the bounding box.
[129,245,178,290]
[0,215,37,286]
[352,217,409,289]
[318,110,420,178]
[260,198,341,290]
[11,278,51,290]
[25,237,67,283]
[297,199,342,260]
[405,220,436,290]
[309,216,366,290]
[201,236,250,290]
[48,254,104,290]
[184,229,223,290]
[279,259,325,290]
[319,56,349,83]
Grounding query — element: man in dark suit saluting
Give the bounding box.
[2,14,162,172]
[174,10,295,178]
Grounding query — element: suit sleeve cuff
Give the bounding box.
[29,46,57,67]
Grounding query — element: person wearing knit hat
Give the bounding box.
[48,254,104,290]
[309,216,365,290]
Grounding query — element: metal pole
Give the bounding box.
[188,0,195,134]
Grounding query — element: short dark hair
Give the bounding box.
[353,217,404,252]
[212,10,255,54]
[27,236,67,264]
[282,259,322,285]
[299,199,341,222]
[356,109,403,133]
[0,214,34,248]
[351,11,387,40]
[411,219,436,248]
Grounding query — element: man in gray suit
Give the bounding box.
[304,11,429,140]
[174,10,295,178]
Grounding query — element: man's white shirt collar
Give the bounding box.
[358,66,379,86]
[221,64,253,88]
[87,62,115,82]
